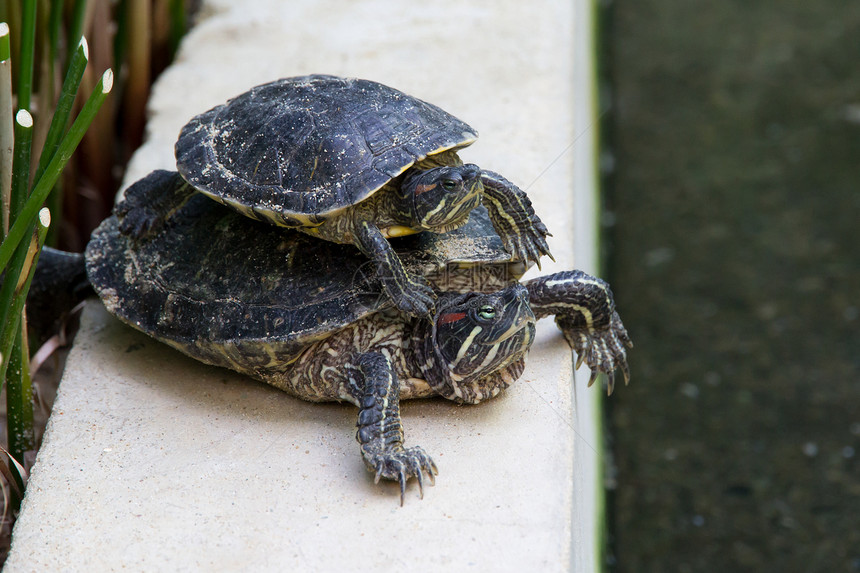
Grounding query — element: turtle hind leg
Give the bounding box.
[352,220,436,317]
[116,170,195,239]
[524,270,633,394]
[349,352,437,505]
[480,170,553,267]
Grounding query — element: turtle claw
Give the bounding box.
[575,347,586,370]
[415,466,426,500]
[606,370,617,396]
[355,221,437,316]
[365,446,438,505]
[480,170,553,267]
[587,368,599,388]
[498,216,553,269]
[561,310,633,395]
[386,275,437,317]
[620,360,631,385]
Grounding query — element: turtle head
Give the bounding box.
[427,284,536,403]
[400,164,483,232]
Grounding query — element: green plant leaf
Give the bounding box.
[0,69,113,273]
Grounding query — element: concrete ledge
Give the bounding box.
[7,1,603,570]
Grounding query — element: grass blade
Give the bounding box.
[5,209,49,462]
[10,109,33,218]
[0,69,112,273]
[0,112,34,363]
[125,0,151,151]
[0,207,48,387]
[0,442,28,515]
[5,328,33,465]
[0,23,13,237]
[0,444,28,500]
[32,0,57,193]
[48,0,63,66]
[65,0,87,75]
[35,38,88,185]
[0,111,35,337]
[0,21,9,62]
[113,0,129,76]
[0,233,31,379]
[168,0,186,58]
[16,0,37,111]
[0,113,34,325]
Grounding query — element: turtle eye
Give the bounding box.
[477,305,496,320]
[441,178,458,191]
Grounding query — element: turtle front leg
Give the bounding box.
[353,220,436,316]
[348,352,438,504]
[116,170,195,239]
[480,170,553,267]
[524,270,633,394]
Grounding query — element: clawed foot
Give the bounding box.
[352,351,438,504]
[365,446,438,505]
[480,170,554,268]
[500,217,553,269]
[115,170,193,239]
[354,220,437,316]
[558,310,633,394]
[383,273,437,317]
[116,200,163,238]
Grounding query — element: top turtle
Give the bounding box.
[117,74,552,316]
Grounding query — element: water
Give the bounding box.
[604,2,860,571]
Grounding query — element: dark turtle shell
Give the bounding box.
[86,194,521,356]
[175,75,478,226]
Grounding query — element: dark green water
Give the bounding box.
[603,2,860,571]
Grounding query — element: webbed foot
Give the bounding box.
[115,170,194,239]
[480,170,553,267]
[557,310,633,395]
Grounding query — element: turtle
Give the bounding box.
[87,170,631,503]
[116,75,553,317]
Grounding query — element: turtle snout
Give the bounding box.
[462,164,481,182]
[497,284,535,338]
[509,283,530,305]
[511,284,535,326]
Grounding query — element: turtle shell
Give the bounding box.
[175,75,478,226]
[86,194,521,359]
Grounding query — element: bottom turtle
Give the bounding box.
[86,171,632,503]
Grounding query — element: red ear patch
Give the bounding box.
[414,183,437,195]
[438,311,467,326]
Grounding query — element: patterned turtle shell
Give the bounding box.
[86,194,523,355]
[175,75,478,226]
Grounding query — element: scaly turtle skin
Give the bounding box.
[116,75,552,317]
[89,172,631,503]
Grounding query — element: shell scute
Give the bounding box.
[175,75,477,220]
